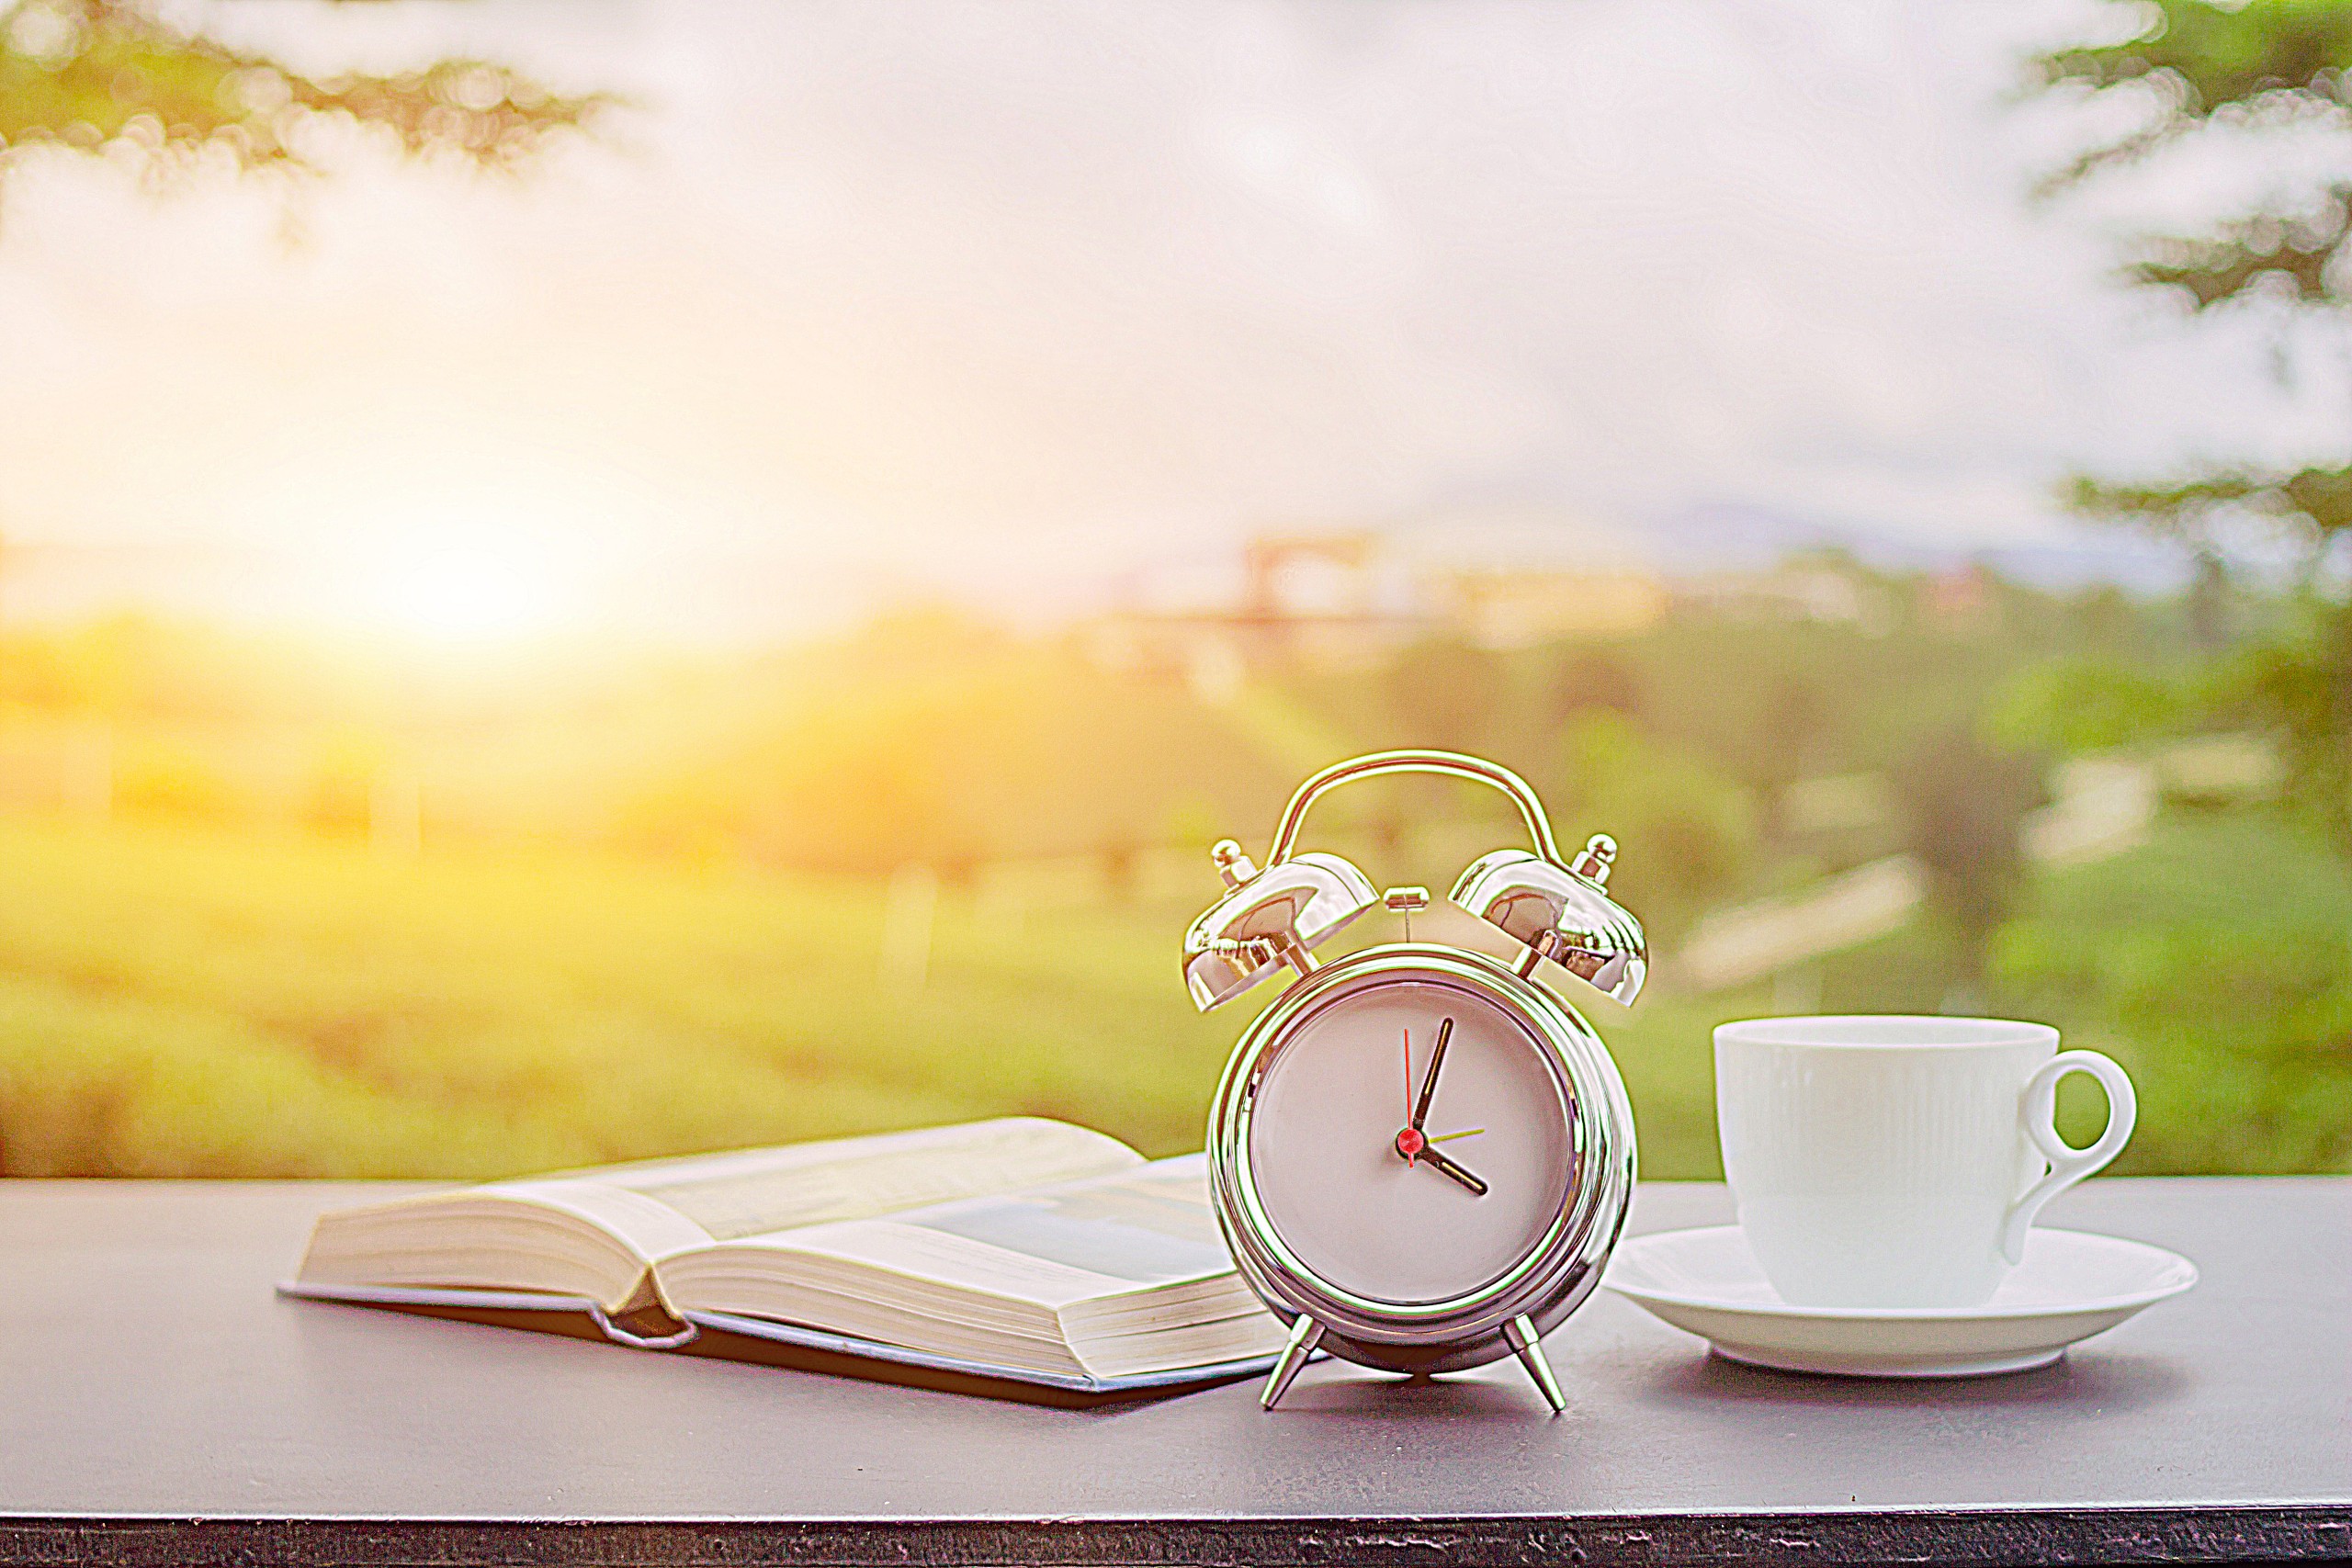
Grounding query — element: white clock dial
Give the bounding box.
[1244,976,1577,1306]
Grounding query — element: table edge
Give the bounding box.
[4,1504,2346,1566]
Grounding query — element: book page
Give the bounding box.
[665,1156,1240,1313]
[880,1156,1235,1290]
[496,1118,1142,1258]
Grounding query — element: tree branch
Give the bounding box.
[0,0,616,182]
[2033,0,2352,197]
[2130,186,2352,309]
[2070,464,2352,548]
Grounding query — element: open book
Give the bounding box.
[282,1119,1292,1403]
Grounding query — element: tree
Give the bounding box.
[1,0,608,190]
[1554,711,1757,942]
[1744,674,1828,841]
[1385,636,1504,753]
[1544,649,1641,728]
[1891,727,2041,1005]
[2031,0,2352,851]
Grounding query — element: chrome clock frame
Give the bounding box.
[1183,749,1647,1414]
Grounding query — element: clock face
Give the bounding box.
[1243,975,1577,1308]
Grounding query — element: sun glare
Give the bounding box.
[331,501,592,647]
[230,436,650,648]
[370,538,570,644]
[310,472,611,647]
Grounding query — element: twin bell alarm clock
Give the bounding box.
[1182,750,1647,1412]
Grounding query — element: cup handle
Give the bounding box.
[2001,1050,2137,1265]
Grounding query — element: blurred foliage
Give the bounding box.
[1812,811,2352,1173]
[618,635,1295,875]
[0,813,1292,1175]
[2068,467,2352,558]
[303,727,390,838]
[2228,600,2352,846]
[0,570,2199,878]
[1386,636,1508,755]
[0,0,610,186]
[1545,648,1642,728]
[2035,0,2352,855]
[2,803,2336,1180]
[113,732,243,824]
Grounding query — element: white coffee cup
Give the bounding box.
[1713,1015,2136,1308]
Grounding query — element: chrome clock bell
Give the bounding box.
[1186,750,1646,1413]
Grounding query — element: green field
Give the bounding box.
[0,812,1728,1178]
[1815,812,2352,1175]
[1,808,2344,1180]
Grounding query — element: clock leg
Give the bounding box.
[1260,1314,1324,1410]
[1504,1314,1566,1415]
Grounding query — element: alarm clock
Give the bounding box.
[1183,750,1646,1412]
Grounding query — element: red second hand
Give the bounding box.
[1399,1028,1416,1164]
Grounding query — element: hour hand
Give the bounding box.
[1417,1143,1488,1197]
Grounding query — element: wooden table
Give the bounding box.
[2,1177,2344,1566]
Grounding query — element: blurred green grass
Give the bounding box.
[0,808,2342,1179]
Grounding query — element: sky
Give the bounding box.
[0,0,2344,641]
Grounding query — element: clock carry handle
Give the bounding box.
[1270,750,1645,1002]
[1263,750,1567,868]
[1182,750,1642,1010]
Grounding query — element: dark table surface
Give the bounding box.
[1,1176,2344,1567]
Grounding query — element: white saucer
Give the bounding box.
[1603,1225,2198,1378]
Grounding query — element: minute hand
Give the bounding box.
[1409,1016,1454,1132]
